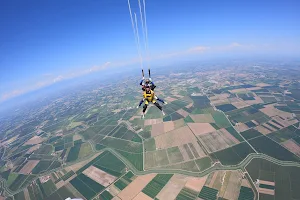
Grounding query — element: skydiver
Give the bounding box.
[137,86,165,119]
[139,78,167,104]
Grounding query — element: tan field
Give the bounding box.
[164,121,175,133]
[117,173,156,200]
[260,106,293,118]
[222,171,243,200]
[267,121,282,129]
[262,123,277,132]
[55,180,65,189]
[112,196,121,200]
[229,88,248,93]
[133,192,152,200]
[177,109,189,118]
[236,123,249,132]
[157,174,189,200]
[19,160,40,174]
[179,145,191,161]
[186,103,193,109]
[154,126,197,149]
[165,97,177,102]
[199,130,234,153]
[241,178,251,187]
[23,188,30,200]
[211,99,230,106]
[73,134,82,141]
[83,165,117,187]
[190,114,215,123]
[144,119,163,126]
[151,123,164,137]
[259,188,275,195]
[256,83,271,87]
[1,135,18,146]
[65,152,102,172]
[187,123,216,136]
[129,116,141,121]
[174,119,185,129]
[272,116,298,128]
[24,136,44,145]
[219,128,240,144]
[185,176,207,192]
[259,180,275,186]
[231,100,249,109]
[282,139,300,156]
[26,144,41,154]
[247,86,262,91]
[255,126,272,135]
[109,185,121,196]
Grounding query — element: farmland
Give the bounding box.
[142,174,173,198]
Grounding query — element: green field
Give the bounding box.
[144,138,156,151]
[195,156,212,171]
[166,160,199,172]
[32,160,53,174]
[246,158,300,200]
[145,149,169,169]
[93,151,126,176]
[248,136,300,162]
[176,187,198,200]
[142,174,173,198]
[13,190,25,200]
[114,172,133,191]
[66,142,82,162]
[216,104,237,112]
[238,186,254,200]
[212,111,231,128]
[99,190,113,200]
[41,179,57,197]
[268,125,298,143]
[78,142,93,159]
[241,129,263,140]
[77,151,110,174]
[198,186,218,200]
[211,142,255,165]
[226,127,244,141]
[28,181,44,200]
[34,144,53,155]
[45,186,75,200]
[98,137,143,153]
[61,170,75,181]
[184,115,195,123]
[117,150,143,171]
[167,146,184,163]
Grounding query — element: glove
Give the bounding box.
[149,78,152,81]
[136,105,139,109]
[142,77,145,80]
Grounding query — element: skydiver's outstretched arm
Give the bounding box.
[137,99,144,108]
[139,79,144,86]
[155,96,166,104]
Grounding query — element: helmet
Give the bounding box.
[145,79,150,83]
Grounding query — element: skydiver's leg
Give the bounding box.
[142,104,148,119]
[155,96,167,104]
[154,102,165,115]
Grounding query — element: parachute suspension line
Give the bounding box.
[134,12,144,70]
[142,0,151,68]
[138,0,148,59]
[127,0,143,69]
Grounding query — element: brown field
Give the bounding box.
[133,192,152,200]
[1,135,18,146]
[174,119,185,129]
[157,174,189,200]
[179,145,191,161]
[190,114,215,123]
[259,180,275,186]
[260,106,293,118]
[255,126,272,135]
[23,188,30,200]
[185,176,207,192]
[112,197,121,200]
[73,134,82,141]
[231,100,249,109]
[272,116,298,127]
[154,126,197,149]
[219,128,240,144]
[209,93,231,101]
[177,109,189,118]
[198,130,235,153]
[267,121,282,129]
[129,116,141,121]
[151,123,164,137]
[221,171,243,200]
[144,118,163,126]
[24,136,44,145]
[164,121,175,133]
[259,188,275,195]
[247,86,262,91]
[55,180,65,189]
[256,83,271,87]
[229,88,248,93]
[237,123,250,132]
[65,152,102,172]
[117,173,156,200]
[186,103,193,109]
[83,165,117,187]
[109,185,121,196]
[165,97,177,102]
[187,123,216,136]
[26,144,41,154]
[19,160,40,174]
[211,99,230,106]
[241,178,251,187]
[174,94,184,98]
[262,123,277,132]
[282,139,300,156]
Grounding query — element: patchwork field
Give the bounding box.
[19,160,40,174]
[82,165,117,187]
[187,123,216,136]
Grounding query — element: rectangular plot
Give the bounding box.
[145,150,169,169]
[94,151,126,174]
[83,165,117,187]
[19,160,40,174]
[66,143,81,162]
[99,137,142,153]
[166,146,184,164]
[41,179,57,197]
[77,173,105,193]
[198,186,218,200]
[142,174,173,198]
[70,177,96,199]
[31,160,53,174]
[176,187,198,200]
[183,144,194,159]
[188,143,199,158]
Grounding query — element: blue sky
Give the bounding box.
[0,0,299,103]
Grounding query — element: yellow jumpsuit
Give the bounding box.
[143,90,156,105]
